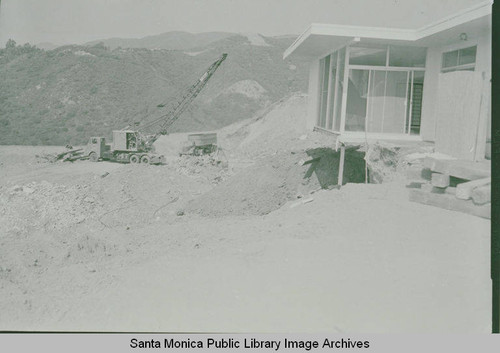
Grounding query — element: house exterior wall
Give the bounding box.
[476,33,492,143]
[419,47,441,141]
[304,32,491,146]
[420,32,491,142]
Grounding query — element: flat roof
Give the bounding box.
[284,0,492,59]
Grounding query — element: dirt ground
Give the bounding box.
[0,96,491,332]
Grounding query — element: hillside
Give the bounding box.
[0,34,309,145]
[85,31,237,51]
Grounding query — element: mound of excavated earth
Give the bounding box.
[0,94,490,333]
[185,147,367,217]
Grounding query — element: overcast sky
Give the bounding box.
[0,0,485,46]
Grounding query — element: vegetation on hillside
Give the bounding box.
[0,34,309,146]
[85,31,236,51]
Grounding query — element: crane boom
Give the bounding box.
[140,53,227,150]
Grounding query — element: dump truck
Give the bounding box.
[181,133,218,155]
[85,130,165,164]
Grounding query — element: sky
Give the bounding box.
[0,0,485,46]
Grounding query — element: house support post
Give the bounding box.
[338,144,345,186]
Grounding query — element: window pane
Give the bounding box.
[330,50,338,68]
[389,45,427,67]
[458,46,477,65]
[318,55,330,128]
[349,46,387,66]
[409,71,424,135]
[326,51,338,130]
[333,48,345,132]
[366,71,386,133]
[345,69,369,131]
[382,71,408,134]
[365,71,408,133]
[442,50,458,68]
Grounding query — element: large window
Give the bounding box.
[345,69,422,134]
[317,48,345,131]
[317,44,426,135]
[441,46,476,72]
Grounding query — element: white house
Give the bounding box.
[284,1,492,161]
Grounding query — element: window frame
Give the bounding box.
[316,43,427,137]
[441,45,477,73]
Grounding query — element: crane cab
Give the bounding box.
[112,130,138,152]
[85,136,108,157]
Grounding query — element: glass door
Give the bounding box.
[345,69,369,131]
[378,70,408,134]
[366,70,386,132]
[365,70,410,133]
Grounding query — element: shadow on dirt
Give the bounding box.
[304,147,366,188]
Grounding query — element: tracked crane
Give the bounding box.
[84,53,227,164]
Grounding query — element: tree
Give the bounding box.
[5,39,16,49]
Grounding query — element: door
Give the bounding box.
[366,70,409,134]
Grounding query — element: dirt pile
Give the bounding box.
[89,164,217,228]
[156,94,335,163]
[185,147,367,217]
[182,95,367,218]
[365,142,434,183]
[219,94,319,157]
[175,154,230,184]
[0,181,104,236]
[0,157,227,236]
[185,151,318,217]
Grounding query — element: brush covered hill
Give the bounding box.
[0,34,309,146]
[85,31,236,51]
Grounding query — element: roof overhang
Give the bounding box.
[284,0,492,59]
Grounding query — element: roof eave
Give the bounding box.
[283,25,312,60]
[283,0,492,60]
